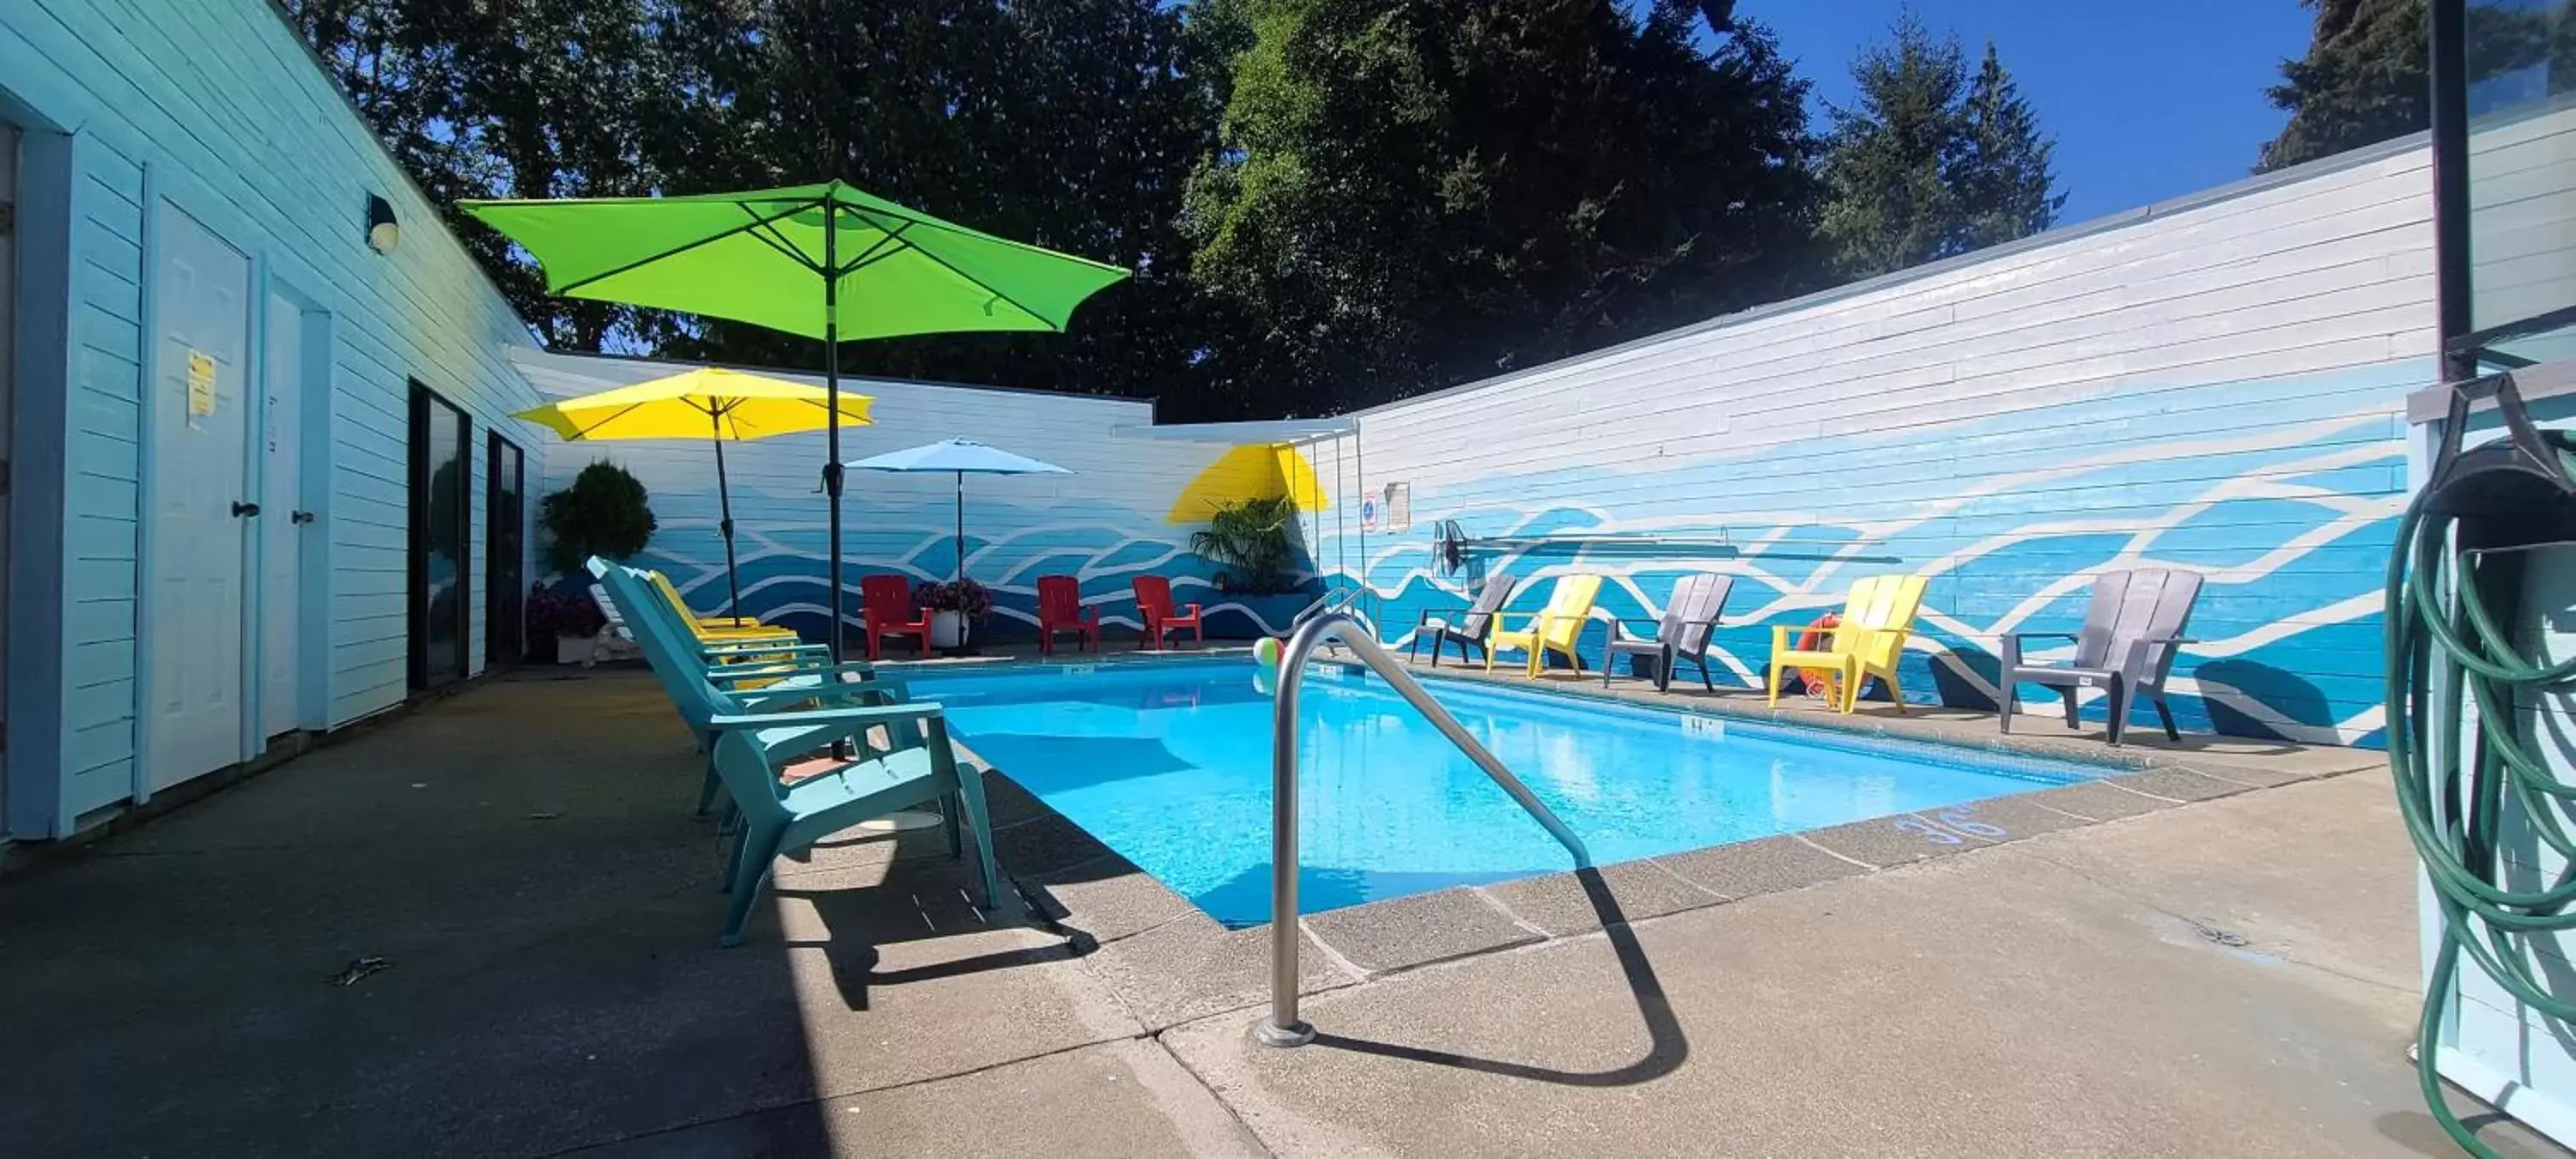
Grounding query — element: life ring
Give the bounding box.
[1796,613,1843,700]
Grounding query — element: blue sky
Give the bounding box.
[1744,0,2319,223]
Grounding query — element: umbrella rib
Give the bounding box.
[568,400,655,440]
[739,210,823,271]
[821,191,1127,277]
[550,198,825,297]
[835,221,915,276]
[839,222,1066,332]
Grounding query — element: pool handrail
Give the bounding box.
[1259,610,1592,1047]
[1289,584,1372,633]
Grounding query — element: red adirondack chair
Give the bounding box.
[1036,575,1101,656]
[861,574,932,660]
[1132,575,1203,651]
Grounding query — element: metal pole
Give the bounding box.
[2429,0,2476,385]
[712,416,743,624]
[955,470,966,581]
[822,194,846,661]
[1257,613,1323,1048]
[1258,611,1590,1048]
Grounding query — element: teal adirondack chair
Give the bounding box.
[708,701,998,946]
[595,563,998,944]
[593,561,902,815]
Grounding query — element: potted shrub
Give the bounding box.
[539,460,658,575]
[527,581,610,664]
[915,578,993,649]
[1190,495,1302,595]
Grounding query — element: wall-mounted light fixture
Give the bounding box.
[365,194,400,254]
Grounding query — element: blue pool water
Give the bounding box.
[908,660,2096,925]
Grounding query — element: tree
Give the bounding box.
[1816,15,2061,279]
[1182,0,1820,412]
[282,0,686,349]
[2258,0,2572,173]
[1957,45,2064,252]
[540,462,658,573]
[2257,0,2428,172]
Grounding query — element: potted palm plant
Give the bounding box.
[1189,495,1301,594]
[916,578,993,649]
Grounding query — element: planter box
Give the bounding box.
[556,633,598,665]
[929,610,971,650]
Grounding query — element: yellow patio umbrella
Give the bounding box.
[516,366,873,622]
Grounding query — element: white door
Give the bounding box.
[148,202,252,789]
[260,293,303,737]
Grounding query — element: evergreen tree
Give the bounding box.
[1957,44,2065,252]
[2257,0,2428,172]
[1817,15,2061,279]
[2258,0,2569,173]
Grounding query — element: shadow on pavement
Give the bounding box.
[1308,866,1687,1086]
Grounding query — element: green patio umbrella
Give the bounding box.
[460,181,1128,660]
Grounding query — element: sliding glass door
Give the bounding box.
[408,385,471,690]
[485,434,525,667]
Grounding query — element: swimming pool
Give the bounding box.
[908,659,2097,925]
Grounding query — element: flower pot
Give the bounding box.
[930,610,970,649]
[556,632,598,665]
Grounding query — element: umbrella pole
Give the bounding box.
[711,420,744,625]
[955,471,965,581]
[822,198,846,664]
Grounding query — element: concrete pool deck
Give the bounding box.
[0,664,2561,1156]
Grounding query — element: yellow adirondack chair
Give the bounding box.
[1766,575,1930,713]
[648,570,802,646]
[1485,573,1605,678]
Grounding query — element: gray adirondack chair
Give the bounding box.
[1603,573,1736,691]
[1409,574,1517,667]
[1999,569,2202,746]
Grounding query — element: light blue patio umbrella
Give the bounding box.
[846,439,1070,580]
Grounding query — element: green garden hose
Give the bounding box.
[2388,376,2576,1158]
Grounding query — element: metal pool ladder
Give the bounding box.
[1258,611,1593,1047]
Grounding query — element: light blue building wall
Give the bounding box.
[2,0,546,838]
[1315,136,2477,749]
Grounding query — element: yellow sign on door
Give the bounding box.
[185,350,217,417]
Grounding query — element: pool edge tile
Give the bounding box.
[1652,834,1866,901]
[1474,860,1724,938]
[1301,887,1543,975]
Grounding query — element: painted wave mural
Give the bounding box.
[617,488,1317,646]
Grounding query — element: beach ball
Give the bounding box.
[1254,635,1282,668]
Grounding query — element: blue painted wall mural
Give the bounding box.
[519,350,1323,648]
[1334,363,2414,748]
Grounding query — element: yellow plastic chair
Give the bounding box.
[1766,575,1930,713]
[1485,573,1605,678]
[648,571,800,645]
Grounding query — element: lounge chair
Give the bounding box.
[592,567,824,670]
[1133,575,1204,650]
[1999,568,2202,746]
[1036,575,1101,655]
[596,560,896,813]
[648,569,796,639]
[1766,575,1929,713]
[708,699,997,947]
[1408,573,1516,668]
[1603,573,1735,692]
[861,574,933,661]
[1486,573,1604,678]
[603,563,995,946]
